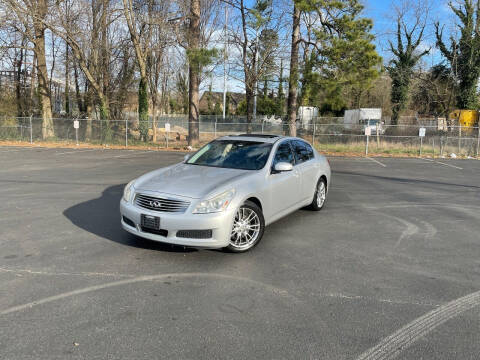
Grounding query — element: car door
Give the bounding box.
[267,141,302,217]
[291,140,317,201]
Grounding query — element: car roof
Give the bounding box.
[217,134,310,144]
[215,134,282,143]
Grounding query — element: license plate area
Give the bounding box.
[141,214,160,230]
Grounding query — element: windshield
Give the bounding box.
[187,140,272,170]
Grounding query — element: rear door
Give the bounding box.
[291,140,317,201]
[266,141,302,217]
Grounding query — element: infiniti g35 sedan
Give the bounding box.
[120,134,331,252]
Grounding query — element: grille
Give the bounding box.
[177,230,212,239]
[135,193,190,213]
[141,227,168,237]
[122,216,135,228]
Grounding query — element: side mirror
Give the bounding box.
[184,154,191,162]
[274,162,293,172]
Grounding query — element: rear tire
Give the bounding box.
[308,178,327,211]
[226,201,265,253]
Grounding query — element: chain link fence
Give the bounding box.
[1,115,479,157]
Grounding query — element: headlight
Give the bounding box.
[193,189,235,214]
[123,179,136,202]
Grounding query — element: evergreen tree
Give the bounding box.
[388,2,429,124]
[296,0,382,113]
[436,0,480,109]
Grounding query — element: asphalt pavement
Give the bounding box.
[1,146,479,359]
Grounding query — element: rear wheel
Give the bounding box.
[226,201,265,253]
[309,178,327,211]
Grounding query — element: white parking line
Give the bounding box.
[366,157,387,167]
[0,147,39,152]
[114,150,156,158]
[421,158,463,170]
[0,149,27,153]
[55,149,98,155]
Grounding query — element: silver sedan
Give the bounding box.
[120,134,331,252]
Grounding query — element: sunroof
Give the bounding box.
[235,134,280,138]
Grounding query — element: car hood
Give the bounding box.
[134,163,252,199]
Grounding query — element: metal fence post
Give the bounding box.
[214,120,217,138]
[476,126,480,159]
[365,134,369,156]
[458,125,461,155]
[29,115,33,144]
[125,119,128,148]
[312,122,316,147]
[419,136,423,157]
[432,138,435,159]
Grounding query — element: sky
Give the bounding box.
[213,0,456,93]
[364,0,453,67]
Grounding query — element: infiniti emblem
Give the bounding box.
[149,200,162,208]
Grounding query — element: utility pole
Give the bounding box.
[222,5,228,120]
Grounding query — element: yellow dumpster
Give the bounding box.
[448,110,478,128]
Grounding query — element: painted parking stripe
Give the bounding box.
[0,149,29,153]
[356,290,480,360]
[421,158,463,170]
[114,150,156,158]
[0,147,41,152]
[366,157,387,167]
[55,149,98,155]
[0,273,298,316]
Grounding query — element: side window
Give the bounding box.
[291,140,310,164]
[273,142,295,168]
[304,142,314,160]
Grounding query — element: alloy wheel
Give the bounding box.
[317,181,326,208]
[230,206,261,250]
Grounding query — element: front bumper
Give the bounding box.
[120,199,235,248]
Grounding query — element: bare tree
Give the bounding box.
[387,0,430,124]
[4,0,54,138]
[225,0,285,132]
[287,3,300,136]
[122,0,151,141]
[172,0,220,145]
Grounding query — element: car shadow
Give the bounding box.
[63,184,197,253]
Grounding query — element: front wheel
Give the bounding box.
[226,201,265,253]
[308,178,327,211]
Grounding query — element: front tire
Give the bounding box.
[226,201,265,253]
[309,178,327,211]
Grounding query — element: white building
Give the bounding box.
[343,108,382,129]
[297,106,319,128]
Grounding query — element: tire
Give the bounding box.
[226,200,265,253]
[308,178,327,211]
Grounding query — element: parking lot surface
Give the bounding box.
[1,146,480,359]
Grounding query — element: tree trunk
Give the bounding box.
[33,0,54,139]
[138,77,149,141]
[152,100,157,143]
[65,43,70,116]
[99,95,111,144]
[101,0,110,116]
[16,44,24,117]
[188,0,201,146]
[123,0,151,142]
[73,58,83,113]
[245,84,254,133]
[287,4,300,137]
[29,51,37,113]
